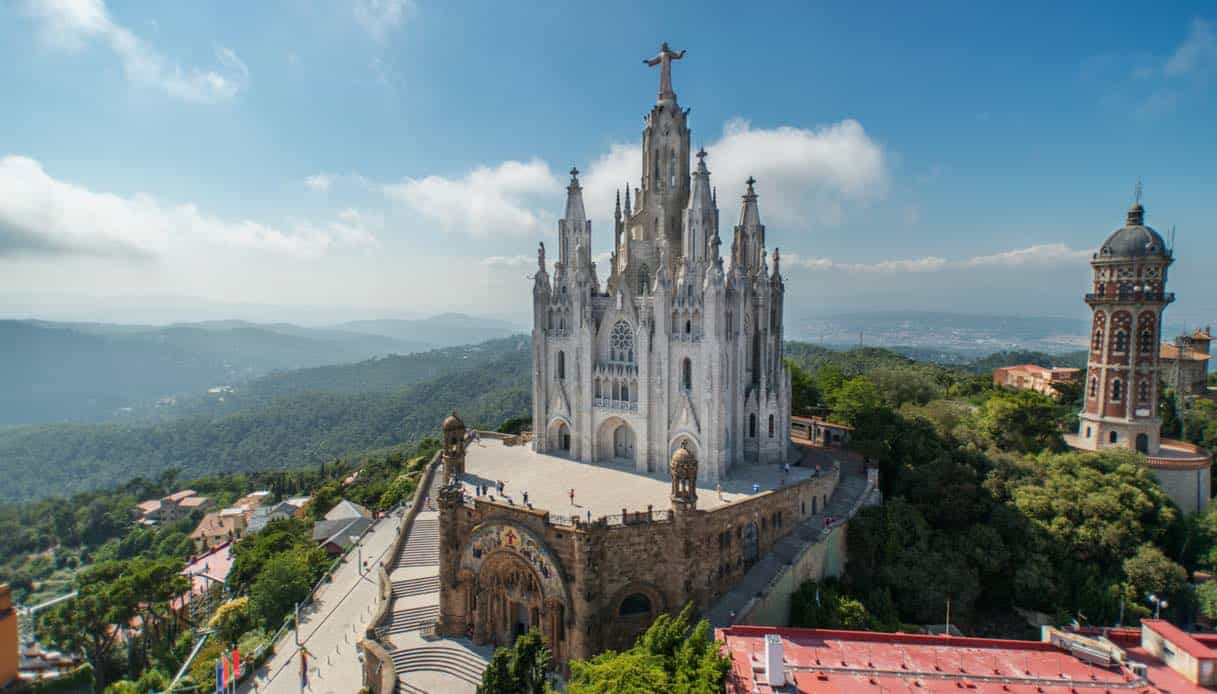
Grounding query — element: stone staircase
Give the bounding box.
[392,574,441,599]
[390,643,487,689]
[394,517,440,568]
[382,604,441,635]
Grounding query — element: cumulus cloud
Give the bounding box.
[382,159,560,236]
[781,243,1091,274]
[582,117,886,231]
[21,0,248,102]
[352,0,411,40]
[0,155,375,260]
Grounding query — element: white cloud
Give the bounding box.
[0,155,375,260]
[1164,18,1217,79]
[582,117,887,230]
[781,243,1091,274]
[21,0,247,102]
[480,255,533,269]
[382,159,560,236]
[353,0,411,40]
[305,173,333,192]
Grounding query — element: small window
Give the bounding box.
[685,319,691,335]
[1093,329,1103,351]
[749,414,757,438]
[1140,329,1154,353]
[682,358,692,391]
[1089,377,1098,398]
[1111,379,1122,401]
[1109,431,1118,444]
[1086,426,1092,438]
[557,351,566,380]
[1138,380,1150,402]
[1115,331,1128,352]
[768,414,775,438]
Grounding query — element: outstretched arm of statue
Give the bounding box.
[644,56,662,66]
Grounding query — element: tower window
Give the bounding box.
[1111,379,1122,401]
[768,414,775,438]
[1114,331,1127,352]
[1138,380,1150,402]
[1140,329,1154,353]
[638,264,649,295]
[681,358,692,391]
[685,319,691,335]
[1089,377,1098,398]
[557,351,566,380]
[1109,431,1118,444]
[749,414,757,438]
[1093,329,1103,352]
[610,321,635,364]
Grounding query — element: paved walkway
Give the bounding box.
[381,478,492,693]
[243,508,401,694]
[461,438,816,520]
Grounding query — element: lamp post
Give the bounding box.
[1148,593,1169,620]
[350,535,362,575]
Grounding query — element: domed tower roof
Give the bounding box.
[1098,200,1169,259]
[442,411,466,433]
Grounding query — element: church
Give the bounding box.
[531,43,791,479]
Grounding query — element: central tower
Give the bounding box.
[531,44,791,480]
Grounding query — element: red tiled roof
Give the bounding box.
[1143,619,1217,661]
[1162,343,1211,361]
[178,496,210,508]
[164,489,198,503]
[172,541,235,612]
[718,625,1177,694]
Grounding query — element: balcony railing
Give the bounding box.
[1085,291,1175,304]
[593,398,639,413]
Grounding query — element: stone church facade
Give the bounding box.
[531,43,790,480]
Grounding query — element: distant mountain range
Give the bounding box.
[0,313,524,425]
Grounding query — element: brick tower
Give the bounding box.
[1076,193,1172,454]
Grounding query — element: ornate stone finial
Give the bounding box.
[695,147,709,174]
[643,42,686,101]
[614,189,622,221]
[568,166,580,187]
[1135,178,1143,206]
[624,185,632,215]
[538,241,546,271]
[773,247,781,276]
[745,176,757,194]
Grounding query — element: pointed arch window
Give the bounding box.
[638,264,649,295]
[669,149,677,188]
[1139,329,1154,353]
[681,358,692,391]
[749,414,757,438]
[1138,380,1150,403]
[557,351,566,380]
[768,414,775,438]
[1114,331,1128,353]
[1093,329,1103,352]
[1111,379,1122,401]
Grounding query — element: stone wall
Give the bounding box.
[438,463,839,664]
[738,523,848,626]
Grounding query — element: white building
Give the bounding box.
[531,44,790,481]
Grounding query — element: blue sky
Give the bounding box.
[0,1,1214,330]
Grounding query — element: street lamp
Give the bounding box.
[1148,593,1169,620]
[350,535,362,575]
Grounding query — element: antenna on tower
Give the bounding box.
[1134,178,1142,205]
[1169,225,1176,255]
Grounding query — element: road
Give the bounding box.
[242,508,402,693]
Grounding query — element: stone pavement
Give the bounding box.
[460,438,816,520]
[242,507,401,694]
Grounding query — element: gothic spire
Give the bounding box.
[564,166,586,224]
[614,189,622,222]
[687,147,714,211]
[624,184,632,216]
[738,176,761,228]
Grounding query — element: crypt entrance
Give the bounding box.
[596,416,636,465]
[456,522,572,659]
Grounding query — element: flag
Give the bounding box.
[215,656,223,694]
[222,653,231,689]
[300,649,309,688]
[232,647,241,684]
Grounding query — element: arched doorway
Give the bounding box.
[1136,433,1149,454]
[596,417,635,465]
[475,551,548,647]
[548,419,572,456]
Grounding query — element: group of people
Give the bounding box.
[474,479,507,497]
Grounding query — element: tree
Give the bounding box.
[42,561,143,687]
[1197,581,1217,621]
[977,389,1064,453]
[1122,543,1188,604]
[478,627,552,694]
[209,597,255,643]
[787,360,820,415]
[250,551,314,628]
[567,605,729,694]
[791,579,873,629]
